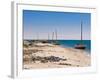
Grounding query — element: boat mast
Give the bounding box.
[52,32,54,42]
[55,29,57,41]
[81,21,83,44]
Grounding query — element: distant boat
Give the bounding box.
[51,30,60,45]
[75,21,86,49]
[54,29,60,45]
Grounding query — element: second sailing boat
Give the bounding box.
[75,21,86,49]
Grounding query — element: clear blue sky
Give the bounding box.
[23,10,91,40]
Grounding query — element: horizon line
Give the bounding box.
[23,39,91,40]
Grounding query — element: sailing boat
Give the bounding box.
[51,30,59,45]
[75,21,86,49]
[54,29,59,45]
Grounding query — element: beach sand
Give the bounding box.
[23,42,91,69]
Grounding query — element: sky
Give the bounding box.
[23,10,91,40]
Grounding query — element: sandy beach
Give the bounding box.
[23,43,91,69]
[23,41,90,69]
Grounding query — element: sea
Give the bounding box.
[24,39,91,53]
[55,40,91,53]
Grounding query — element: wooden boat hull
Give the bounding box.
[75,44,86,49]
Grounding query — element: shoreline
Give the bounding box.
[23,42,91,69]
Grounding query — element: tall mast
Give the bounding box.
[52,32,54,41]
[81,21,83,44]
[55,29,57,41]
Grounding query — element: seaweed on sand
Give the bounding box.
[31,56,67,63]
